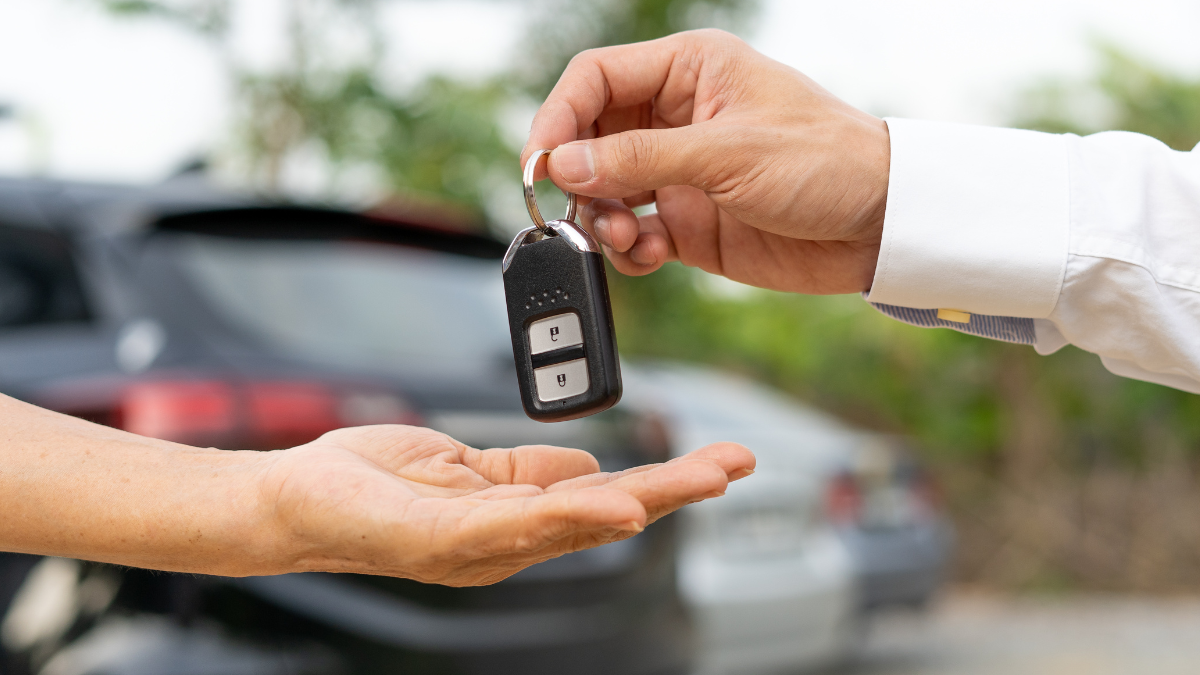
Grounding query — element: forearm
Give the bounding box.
[0,384,756,586]
[1037,130,1200,392]
[0,394,287,576]
[867,119,1200,393]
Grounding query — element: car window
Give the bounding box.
[0,223,91,329]
[161,233,513,378]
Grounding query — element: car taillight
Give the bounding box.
[824,473,863,525]
[112,379,419,449]
[246,382,341,448]
[119,381,238,444]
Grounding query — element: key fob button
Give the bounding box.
[533,358,590,402]
[528,312,584,354]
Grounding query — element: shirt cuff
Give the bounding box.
[865,118,1071,318]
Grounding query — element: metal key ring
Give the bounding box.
[523,148,578,232]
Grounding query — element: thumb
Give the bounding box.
[547,126,722,199]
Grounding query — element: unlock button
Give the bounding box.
[528,312,583,355]
[533,358,589,402]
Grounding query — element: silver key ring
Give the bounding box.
[523,148,578,232]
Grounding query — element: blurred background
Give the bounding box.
[4,0,1200,674]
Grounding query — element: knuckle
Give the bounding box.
[614,131,656,180]
[681,28,745,51]
[616,257,657,277]
[570,45,608,70]
[564,52,588,72]
[688,27,734,42]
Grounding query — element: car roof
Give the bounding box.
[0,174,252,231]
[0,174,507,259]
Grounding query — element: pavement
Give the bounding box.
[840,590,1200,675]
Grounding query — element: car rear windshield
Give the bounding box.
[164,233,512,378]
[0,223,91,329]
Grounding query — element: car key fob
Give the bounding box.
[502,150,621,422]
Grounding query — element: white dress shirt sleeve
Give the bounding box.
[866,117,1200,394]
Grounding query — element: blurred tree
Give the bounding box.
[517,0,754,97]
[95,0,755,222]
[1014,44,1200,150]
[97,0,230,36]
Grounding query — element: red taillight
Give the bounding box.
[119,381,237,443]
[246,382,341,448]
[824,473,863,525]
[105,378,418,449]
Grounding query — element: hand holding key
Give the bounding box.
[522,29,891,295]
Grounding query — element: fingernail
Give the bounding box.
[729,469,755,481]
[700,490,726,500]
[593,213,611,244]
[554,143,594,183]
[620,520,644,533]
[630,242,656,266]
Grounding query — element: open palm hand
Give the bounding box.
[258,425,754,586]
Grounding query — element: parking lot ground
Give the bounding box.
[841,589,1200,675]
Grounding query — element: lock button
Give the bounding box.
[528,312,584,355]
[533,358,589,402]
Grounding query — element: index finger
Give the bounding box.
[546,442,756,493]
[522,29,740,175]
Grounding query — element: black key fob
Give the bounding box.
[503,220,621,422]
[502,149,621,422]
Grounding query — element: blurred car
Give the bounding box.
[828,437,954,612]
[0,175,688,675]
[626,364,953,674]
[625,365,860,674]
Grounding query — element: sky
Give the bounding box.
[0,0,1198,185]
[753,0,1200,123]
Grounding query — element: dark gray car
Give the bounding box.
[0,175,689,675]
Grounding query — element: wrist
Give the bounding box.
[854,116,891,242]
[143,445,291,577]
[234,447,318,577]
[849,116,889,291]
[245,444,371,577]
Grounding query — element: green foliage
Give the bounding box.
[611,267,1012,456]
[233,68,515,213]
[520,0,757,97]
[96,0,754,209]
[95,0,229,36]
[1015,44,1200,150]
[610,264,1200,467]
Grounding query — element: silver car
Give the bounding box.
[625,362,951,674]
